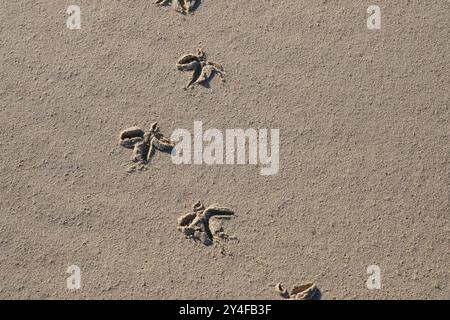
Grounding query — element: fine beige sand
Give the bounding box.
[0,0,449,299]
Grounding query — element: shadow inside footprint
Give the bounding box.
[197,70,223,89]
[197,80,211,89]
[311,289,321,300]
[192,0,202,12]
[158,146,174,155]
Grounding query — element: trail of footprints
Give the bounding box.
[114,3,321,300]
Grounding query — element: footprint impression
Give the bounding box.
[177,201,236,246]
[119,122,174,171]
[177,48,226,89]
[275,282,320,300]
[155,0,199,15]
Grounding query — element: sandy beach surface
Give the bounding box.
[0,0,449,299]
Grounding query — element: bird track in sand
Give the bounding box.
[177,201,236,247]
[275,282,320,300]
[119,122,174,172]
[177,48,226,89]
[155,0,199,15]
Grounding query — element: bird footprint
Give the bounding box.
[119,122,174,171]
[275,283,320,300]
[177,48,226,89]
[155,0,199,15]
[177,201,236,246]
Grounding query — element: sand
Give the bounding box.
[0,0,448,299]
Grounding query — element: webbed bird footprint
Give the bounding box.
[177,201,235,246]
[275,283,320,300]
[119,122,175,170]
[177,48,226,89]
[155,0,199,15]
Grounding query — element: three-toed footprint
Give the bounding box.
[275,282,320,300]
[155,0,199,15]
[119,122,174,171]
[177,201,236,246]
[177,48,226,89]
